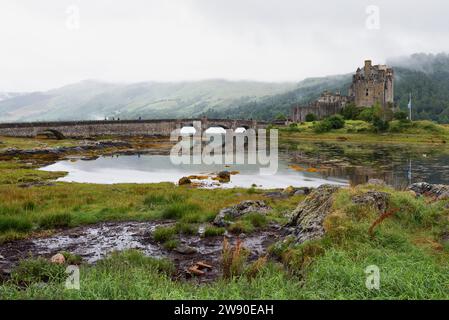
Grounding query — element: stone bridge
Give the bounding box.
[0,118,268,138]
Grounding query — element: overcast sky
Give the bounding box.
[1,0,449,91]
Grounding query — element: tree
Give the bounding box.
[394,110,408,121]
[340,103,360,120]
[305,113,317,122]
[275,113,287,121]
[358,107,375,122]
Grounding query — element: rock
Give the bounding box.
[216,171,231,183]
[286,184,341,243]
[174,245,198,255]
[352,191,390,213]
[367,179,386,186]
[294,187,312,196]
[409,182,449,200]
[50,253,66,264]
[264,191,289,199]
[213,200,271,227]
[178,176,192,185]
[282,186,296,195]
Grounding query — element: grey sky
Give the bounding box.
[1,0,449,91]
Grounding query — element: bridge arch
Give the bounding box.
[36,129,65,140]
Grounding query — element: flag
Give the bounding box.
[408,94,412,109]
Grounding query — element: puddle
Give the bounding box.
[0,220,281,281]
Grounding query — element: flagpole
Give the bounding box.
[408,93,412,121]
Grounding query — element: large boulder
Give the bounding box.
[213,200,271,227]
[286,184,341,243]
[409,182,449,200]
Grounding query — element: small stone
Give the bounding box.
[175,245,198,255]
[50,253,66,264]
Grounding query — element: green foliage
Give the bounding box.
[10,257,66,285]
[372,116,390,132]
[305,113,317,122]
[38,213,72,229]
[275,113,287,121]
[163,239,180,250]
[175,222,197,235]
[242,213,269,228]
[61,251,83,265]
[340,103,361,120]
[204,225,226,237]
[228,220,255,234]
[144,193,186,208]
[394,110,408,120]
[313,115,345,133]
[358,107,375,122]
[152,226,177,242]
[161,203,201,220]
[0,216,32,233]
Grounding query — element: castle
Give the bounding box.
[291,60,394,122]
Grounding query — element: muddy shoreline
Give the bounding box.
[0,220,282,283]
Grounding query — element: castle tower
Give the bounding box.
[350,60,394,109]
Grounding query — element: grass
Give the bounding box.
[204,226,226,237]
[152,226,177,242]
[0,136,448,299]
[280,120,449,145]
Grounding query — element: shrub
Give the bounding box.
[313,115,345,133]
[372,116,390,132]
[97,249,175,275]
[340,103,360,120]
[163,239,179,250]
[161,203,201,219]
[243,213,268,228]
[275,113,287,121]
[175,222,197,235]
[313,121,332,133]
[228,220,255,234]
[0,216,32,233]
[61,251,83,265]
[38,213,72,229]
[11,257,66,285]
[305,113,317,122]
[222,238,249,279]
[204,225,225,237]
[326,115,345,129]
[152,226,177,242]
[394,110,408,121]
[358,107,375,122]
[144,193,185,208]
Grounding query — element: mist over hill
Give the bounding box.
[204,53,449,123]
[0,80,296,122]
[1,53,449,123]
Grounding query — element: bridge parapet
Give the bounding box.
[0,118,267,138]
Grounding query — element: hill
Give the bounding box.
[0,80,295,122]
[204,53,449,122]
[2,53,449,123]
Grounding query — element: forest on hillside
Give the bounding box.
[203,53,449,123]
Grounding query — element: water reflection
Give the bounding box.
[282,140,449,188]
[39,140,449,189]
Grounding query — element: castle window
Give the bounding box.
[366,89,369,96]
